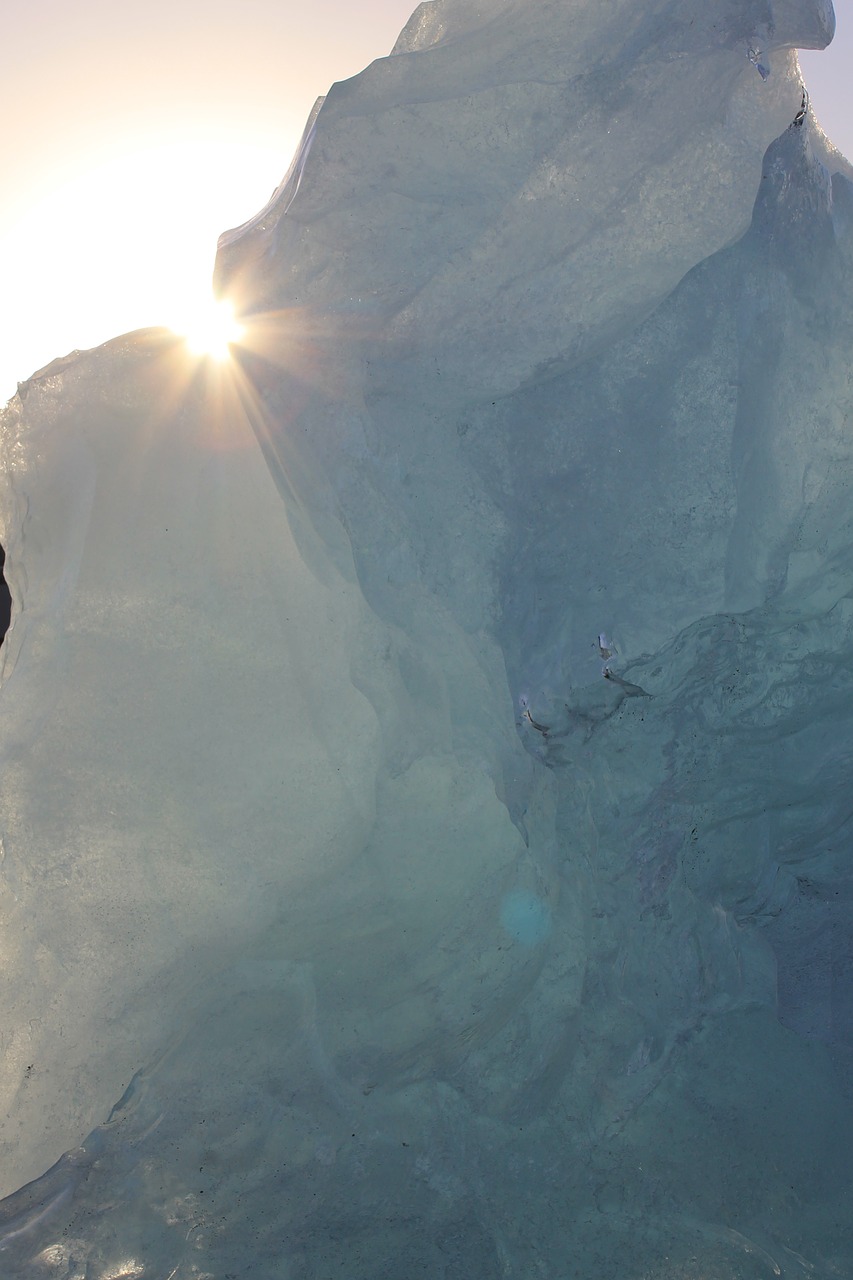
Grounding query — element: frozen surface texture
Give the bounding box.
[2,0,853,1275]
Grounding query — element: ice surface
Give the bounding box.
[2,0,853,1275]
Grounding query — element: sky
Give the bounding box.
[0,0,850,401]
[0,0,415,400]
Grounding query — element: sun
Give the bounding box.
[176,297,244,360]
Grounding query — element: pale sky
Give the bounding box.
[0,0,850,400]
[799,1,853,154]
[0,0,415,398]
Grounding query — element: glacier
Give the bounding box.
[1,0,853,1274]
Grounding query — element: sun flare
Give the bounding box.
[176,297,244,360]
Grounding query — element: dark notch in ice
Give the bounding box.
[792,89,809,128]
[0,546,9,648]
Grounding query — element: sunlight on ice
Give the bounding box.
[0,137,285,399]
[0,0,850,1274]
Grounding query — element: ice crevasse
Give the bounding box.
[1,0,853,1274]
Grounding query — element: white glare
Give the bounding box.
[176,298,244,360]
[0,135,288,400]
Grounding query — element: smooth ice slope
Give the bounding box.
[2,0,853,1275]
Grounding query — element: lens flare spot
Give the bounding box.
[500,890,551,947]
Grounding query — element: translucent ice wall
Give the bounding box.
[3,0,853,1275]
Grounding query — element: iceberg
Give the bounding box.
[2,0,853,1273]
